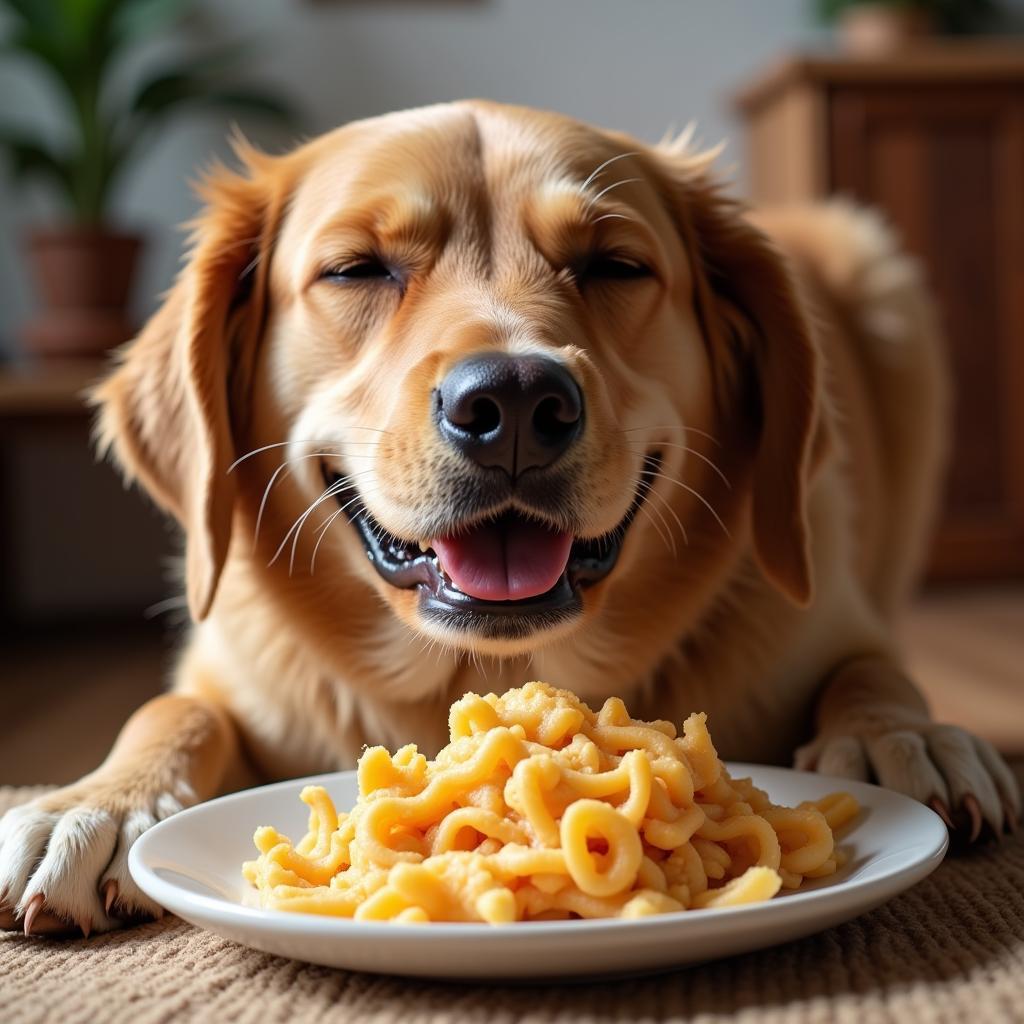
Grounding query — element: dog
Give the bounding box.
[1,100,1019,936]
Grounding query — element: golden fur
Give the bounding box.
[1,101,1018,936]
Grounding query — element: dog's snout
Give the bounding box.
[436,354,583,477]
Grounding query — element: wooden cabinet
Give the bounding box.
[0,360,169,624]
[736,45,1024,581]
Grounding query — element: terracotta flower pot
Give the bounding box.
[21,228,143,358]
[838,3,935,56]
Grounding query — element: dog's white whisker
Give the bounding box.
[585,177,642,210]
[634,501,675,558]
[286,471,379,575]
[142,595,190,620]
[579,150,640,193]
[642,484,690,549]
[229,441,330,473]
[314,491,366,542]
[274,482,348,572]
[619,425,722,447]
[670,446,731,491]
[237,250,264,283]
[309,510,347,575]
[228,439,381,474]
[268,471,371,570]
[254,462,293,548]
[310,490,374,574]
[252,449,381,548]
[641,486,682,555]
[252,447,384,553]
[618,441,731,490]
[590,213,635,226]
[645,468,730,538]
[283,481,341,538]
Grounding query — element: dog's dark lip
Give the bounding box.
[322,453,661,629]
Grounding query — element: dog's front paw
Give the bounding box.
[0,774,194,936]
[795,723,1021,842]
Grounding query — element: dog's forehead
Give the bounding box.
[286,102,631,231]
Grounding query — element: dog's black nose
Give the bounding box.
[437,354,583,477]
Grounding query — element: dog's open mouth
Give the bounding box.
[323,454,659,635]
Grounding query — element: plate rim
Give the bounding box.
[129,762,949,938]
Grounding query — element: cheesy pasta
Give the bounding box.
[243,682,859,923]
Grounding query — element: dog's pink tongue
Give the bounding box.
[432,519,573,602]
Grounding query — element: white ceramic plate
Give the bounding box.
[130,764,948,980]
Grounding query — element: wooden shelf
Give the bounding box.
[735,41,1024,114]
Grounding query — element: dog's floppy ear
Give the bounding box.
[652,146,819,606]
[93,140,288,621]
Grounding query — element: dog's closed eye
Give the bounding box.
[575,252,652,285]
[319,257,401,284]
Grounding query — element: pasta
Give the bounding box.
[243,682,859,923]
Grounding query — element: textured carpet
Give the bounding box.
[1,772,1023,1024]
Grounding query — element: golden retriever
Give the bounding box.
[1,100,1018,936]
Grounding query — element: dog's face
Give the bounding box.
[258,104,721,654]
[96,101,817,679]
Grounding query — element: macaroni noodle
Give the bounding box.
[243,682,858,923]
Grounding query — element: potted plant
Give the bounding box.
[0,0,295,358]
[815,0,1001,54]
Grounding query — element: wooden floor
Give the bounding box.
[1,623,171,786]
[1,588,1022,786]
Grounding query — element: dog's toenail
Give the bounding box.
[23,894,45,937]
[102,879,118,915]
[928,796,954,829]
[962,794,983,842]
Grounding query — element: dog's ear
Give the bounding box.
[652,147,819,606]
[92,140,289,621]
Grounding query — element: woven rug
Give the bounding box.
[1,771,1023,1024]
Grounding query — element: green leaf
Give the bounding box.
[1,6,300,218]
[58,0,113,39]
[112,0,193,44]
[184,87,296,124]
[5,24,72,80]
[127,40,257,110]
[0,123,74,195]
[119,69,296,184]
[2,0,63,34]
[129,69,200,114]
[133,82,297,136]
[130,57,296,125]
[4,20,104,101]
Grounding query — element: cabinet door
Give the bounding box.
[830,86,1024,580]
